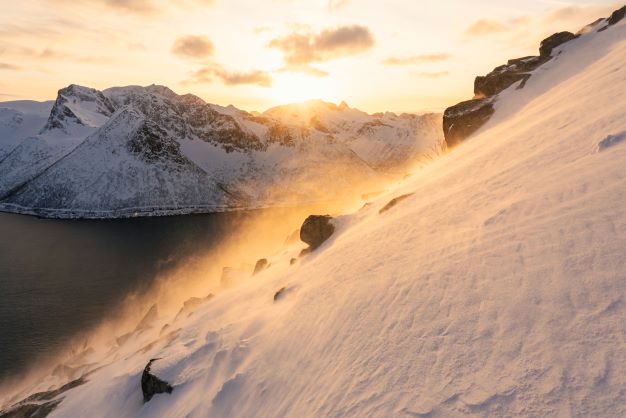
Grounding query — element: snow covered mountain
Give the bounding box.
[0,86,443,218]
[2,4,625,418]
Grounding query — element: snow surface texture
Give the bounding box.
[0,87,443,218]
[4,12,626,418]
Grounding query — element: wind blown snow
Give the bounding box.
[3,12,626,418]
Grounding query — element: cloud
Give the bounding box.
[0,63,19,70]
[188,67,272,87]
[413,71,449,79]
[463,3,619,40]
[269,24,375,68]
[327,0,350,10]
[83,0,214,14]
[541,4,618,25]
[87,0,155,13]
[282,65,329,77]
[463,19,508,37]
[172,35,214,59]
[383,53,450,65]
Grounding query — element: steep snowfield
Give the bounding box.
[3,14,626,418]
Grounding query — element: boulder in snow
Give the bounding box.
[300,215,335,250]
[141,359,173,402]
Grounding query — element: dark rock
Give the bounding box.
[141,358,173,402]
[290,258,297,265]
[539,31,578,57]
[607,5,626,26]
[443,99,495,148]
[442,10,610,148]
[274,287,287,302]
[298,248,311,258]
[253,258,269,275]
[474,56,548,97]
[379,193,414,214]
[300,215,335,250]
[444,52,550,147]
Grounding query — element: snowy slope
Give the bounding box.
[2,8,625,418]
[0,100,52,159]
[0,87,443,218]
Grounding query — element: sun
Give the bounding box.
[271,73,339,105]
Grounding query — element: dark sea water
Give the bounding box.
[0,209,309,379]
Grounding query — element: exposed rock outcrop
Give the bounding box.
[539,32,579,57]
[300,215,335,250]
[141,358,173,402]
[443,99,495,148]
[473,56,548,98]
[601,5,626,29]
[443,30,581,147]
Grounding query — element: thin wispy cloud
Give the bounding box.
[188,67,272,87]
[80,0,215,14]
[172,35,214,59]
[413,71,449,78]
[383,53,450,65]
[327,0,350,11]
[464,19,509,37]
[0,63,20,70]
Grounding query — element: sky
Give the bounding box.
[0,0,621,113]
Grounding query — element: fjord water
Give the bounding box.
[0,208,317,379]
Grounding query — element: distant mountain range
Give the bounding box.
[0,85,443,218]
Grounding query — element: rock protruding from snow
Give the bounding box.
[474,56,548,98]
[300,215,335,250]
[443,98,495,148]
[603,5,626,28]
[141,359,173,402]
[443,27,584,147]
[539,32,579,57]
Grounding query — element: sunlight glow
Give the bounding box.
[271,73,339,105]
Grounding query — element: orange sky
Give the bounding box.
[0,0,620,113]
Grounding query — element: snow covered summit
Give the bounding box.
[0,87,443,218]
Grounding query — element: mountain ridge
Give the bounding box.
[0,86,444,218]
